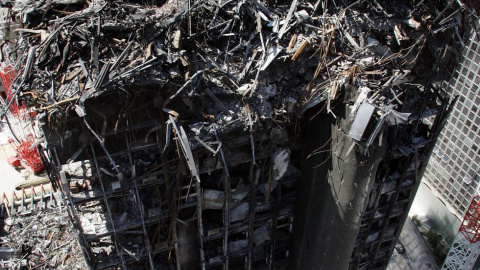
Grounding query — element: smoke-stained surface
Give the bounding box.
[0,0,470,269]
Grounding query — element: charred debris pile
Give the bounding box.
[0,0,467,269]
[0,207,88,269]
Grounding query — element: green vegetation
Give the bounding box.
[411,215,449,266]
[412,215,421,227]
[421,229,449,265]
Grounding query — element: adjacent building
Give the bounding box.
[422,27,480,221]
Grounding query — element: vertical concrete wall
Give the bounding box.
[290,103,385,269]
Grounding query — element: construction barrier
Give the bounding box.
[8,134,44,174]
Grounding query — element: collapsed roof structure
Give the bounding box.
[0,0,472,269]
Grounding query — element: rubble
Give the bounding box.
[0,208,88,269]
[0,0,463,126]
[0,0,472,269]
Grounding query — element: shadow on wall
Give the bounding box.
[290,106,338,269]
[409,182,461,240]
[290,101,384,270]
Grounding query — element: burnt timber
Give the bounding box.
[0,0,472,269]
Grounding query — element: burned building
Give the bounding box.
[0,0,468,269]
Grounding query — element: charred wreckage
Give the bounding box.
[0,0,473,269]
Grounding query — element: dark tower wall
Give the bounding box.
[291,102,386,269]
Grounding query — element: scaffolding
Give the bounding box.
[442,195,480,270]
[0,64,24,119]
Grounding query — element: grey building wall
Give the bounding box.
[422,29,480,226]
[410,182,461,239]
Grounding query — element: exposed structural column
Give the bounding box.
[290,103,385,270]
